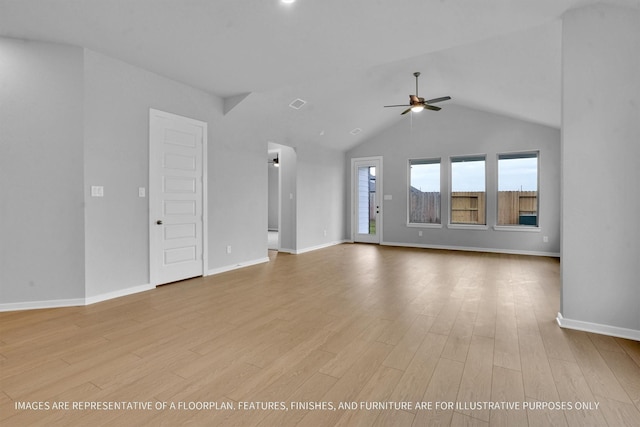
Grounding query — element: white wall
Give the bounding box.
[0,35,350,309]
[208,121,269,271]
[347,104,561,255]
[560,4,640,337]
[1,37,273,307]
[83,50,222,297]
[296,144,346,252]
[84,48,272,286]
[277,144,298,253]
[0,38,86,305]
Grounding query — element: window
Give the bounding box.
[451,156,486,225]
[408,159,440,224]
[497,152,538,226]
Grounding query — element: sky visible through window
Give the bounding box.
[411,163,439,192]
[452,160,485,192]
[498,157,537,191]
[411,157,537,192]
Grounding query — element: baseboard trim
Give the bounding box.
[0,283,158,312]
[1,257,272,312]
[278,248,296,254]
[381,241,560,258]
[0,298,86,312]
[294,240,347,255]
[85,283,155,306]
[207,257,270,276]
[557,312,640,341]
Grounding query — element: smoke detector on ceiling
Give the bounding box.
[350,128,362,135]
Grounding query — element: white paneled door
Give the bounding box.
[149,109,207,286]
[352,157,382,244]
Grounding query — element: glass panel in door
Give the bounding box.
[354,158,381,243]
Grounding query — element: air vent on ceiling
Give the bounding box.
[350,128,362,135]
[289,98,307,110]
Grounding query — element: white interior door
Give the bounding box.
[352,157,382,244]
[149,109,207,285]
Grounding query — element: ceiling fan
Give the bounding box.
[384,72,451,115]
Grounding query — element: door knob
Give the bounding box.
[156,220,163,225]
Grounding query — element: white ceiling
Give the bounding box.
[1,0,638,151]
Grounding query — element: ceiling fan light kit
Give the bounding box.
[384,72,451,115]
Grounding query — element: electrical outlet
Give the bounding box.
[543,236,549,243]
[323,230,327,237]
[138,187,146,197]
[418,230,423,237]
[226,245,232,254]
[91,186,104,197]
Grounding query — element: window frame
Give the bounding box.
[494,150,541,232]
[448,154,488,230]
[407,157,442,228]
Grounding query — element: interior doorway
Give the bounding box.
[268,142,297,253]
[268,147,280,251]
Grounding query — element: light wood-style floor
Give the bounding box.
[1,244,639,426]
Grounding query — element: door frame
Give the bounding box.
[149,108,208,287]
[351,156,383,244]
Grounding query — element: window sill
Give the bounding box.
[493,225,541,233]
[407,223,443,229]
[447,224,489,231]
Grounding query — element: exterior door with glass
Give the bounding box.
[352,157,382,244]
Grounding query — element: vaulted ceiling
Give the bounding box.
[1,0,638,151]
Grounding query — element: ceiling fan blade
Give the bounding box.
[401,108,412,115]
[424,96,451,104]
[424,104,442,111]
[384,104,410,108]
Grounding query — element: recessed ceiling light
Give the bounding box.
[281,0,296,3]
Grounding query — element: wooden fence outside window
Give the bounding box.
[409,189,537,225]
